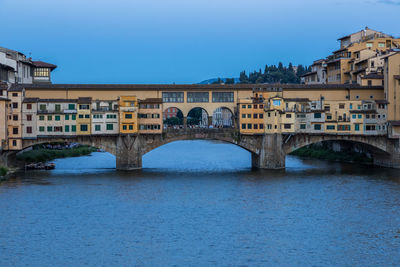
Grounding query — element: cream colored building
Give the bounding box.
[91,100,119,135]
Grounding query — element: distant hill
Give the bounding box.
[198,78,240,84]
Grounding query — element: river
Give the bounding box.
[1,140,400,266]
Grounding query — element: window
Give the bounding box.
[68,104,76,110]
[72,114,76,120]
[327,115,332,120]
[284,124,291,129]
[365,125,376,131]
[247,114,251,118]
[47,126,52,132]
[349,103,353,110]
[259,114,264,119]
[34,68,49,77]
[65,125,70,132]
[85,114,90,119]
[338,125,351,131]
[212,92,234,102]
[314,124,321,130]
[187,92,209,103]
[27,104,32,110]
[358,114,362,119]
[366,43,373,48]
[12,102,18,109]
[247,124,252,129]
[93,114,103,119]
[106,114,117,119]
[272,99,281,106]
[339,103,345,109]
[129,125,133,130]
[254,124,258,129]
[39,126,45,132]
[26,127,32,134]
[326,125,335,130]
[12,140,17,147]
[324,105,330,111]
[65,114,70,120]
[106,124,114,130]
[286,114,291,118]
[254,104,257,109]
[47,115,52,121]
[356,95,360,100]
[79,104,90,110]
[72,125,76,132]
[242,105,246,109]
[55,104,61,112]
[125,114,133,119]
[378,42,385,48]
[248,105,251,108]
[78,114,84,119]
[242,124,246,129]
[370,95,374,99]
[123,125,127,130]
[314,113,321,119]
[26,114,32,121]
[13,115,18,121]
[55,115,60,121]
[241,114,246,118]
[95,125,101,131]
[254,114,258,119]
[300,124,306,129]
[259,124,264,129]
[12,93,18,97]
[54,126,62,132]
[39,115,44,121]
[80,124,88,131]
[162,92,184,103]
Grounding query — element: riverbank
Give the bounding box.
[290,145,373,164]
[17,145,97,163]
[0,166,8,180]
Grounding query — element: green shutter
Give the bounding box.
[47,126,52,132]
[106,124,113,130]
[95,125,101,131]
[55,115,60,121]
[65,114,70,120]
[72,125,76,132]
[72,114,76,120]
[47,115,52,121]
[65,125,70,132]
[39,126,45,132]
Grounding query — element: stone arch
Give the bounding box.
[21,136,118,156]
[163,107,184,128]
[187,107,210,127]
[212,106,234,128]
[283,134,391,156]
[140,129,259,155]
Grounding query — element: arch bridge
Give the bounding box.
[3,130,399,170]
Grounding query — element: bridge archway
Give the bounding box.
[212,107,234,128]
[163,107,184,128]
[187,107,209,127]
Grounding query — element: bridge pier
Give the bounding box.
[116,134,143,170]
[252,134,285,169]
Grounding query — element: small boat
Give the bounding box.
[25,162,56,170]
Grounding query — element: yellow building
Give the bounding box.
[76,97,92,135]
[138,98,163,134]
[238,96,265,135]
[119,96,138,134]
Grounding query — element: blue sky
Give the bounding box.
[1,0,399,84]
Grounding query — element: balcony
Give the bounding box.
[120,107,136,112]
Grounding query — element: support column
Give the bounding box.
[183,117,187,128]
[252,133,285,169]
[116,134,143,170]
[208,116,213,127]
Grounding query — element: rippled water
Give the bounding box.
[1,140,400,266]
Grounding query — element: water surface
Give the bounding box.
[1,141,400,266]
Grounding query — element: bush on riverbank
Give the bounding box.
[17,145,97,163]
[0,167,7,176]
[290,146,373,164]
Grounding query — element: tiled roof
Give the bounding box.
[32,61,57,70]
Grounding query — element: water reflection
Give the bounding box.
[1,140,400,266]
